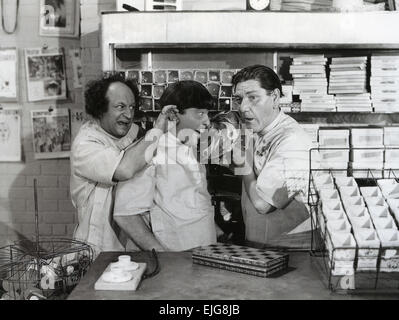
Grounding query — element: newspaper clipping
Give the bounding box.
[31,108,71,159]
[25,48,67,102]
[0,48,18,102]
[0,108,21,162]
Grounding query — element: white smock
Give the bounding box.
[242,111,314,248]
[114,131,217,251]
[70,120,140,255]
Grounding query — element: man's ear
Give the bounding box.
[272,88,280,106]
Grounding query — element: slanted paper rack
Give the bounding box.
[308,146,399,294]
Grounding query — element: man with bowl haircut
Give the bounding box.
[70,74,176,256]
[232,65,315,248]
[114,80,217,251]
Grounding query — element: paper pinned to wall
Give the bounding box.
[31,108,71,159]
[0,48,18,102]
[70,109,87,143]
[25,47,67,102]
[69,49,83,89]
[0,108,21,162]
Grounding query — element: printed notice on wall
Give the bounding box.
[0,48,18,102]
[25,48,67,102]
[31,108,71,159]
[69,48,83,89]
[0,108,21,162]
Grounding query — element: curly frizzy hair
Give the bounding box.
[84,74,140,119]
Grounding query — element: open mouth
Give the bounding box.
[117,121,130,127]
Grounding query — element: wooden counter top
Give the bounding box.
[67,251,399,300]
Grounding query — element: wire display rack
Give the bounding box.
[308,147,399,294]
[0,179,94,300]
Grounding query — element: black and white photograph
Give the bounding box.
[1,0,399,306]
[25,48,67,102]
[39,0,80,38]
[31,108,71,159]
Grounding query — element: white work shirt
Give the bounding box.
[242,112,314,247]
[253,111,312,207]
[151,132,217,251]
[70,120,140,255]
[114,131,217,251]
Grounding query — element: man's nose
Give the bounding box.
[123,107,133,119]
[239,98,250,113]
[203,115,211,128]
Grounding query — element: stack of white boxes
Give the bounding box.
[370,55,399,113]
[290,55,336,112]
[384,127,399,177]
[318,129,350,172]
[350,128,384,178]
[299,124,319,149]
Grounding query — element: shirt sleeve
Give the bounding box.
[72,139,124,185]
[256,134,311,209]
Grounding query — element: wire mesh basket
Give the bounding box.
[0,238,94,300]
[0,179,94,300]
[308,147,399,294]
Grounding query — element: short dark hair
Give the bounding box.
[84,74,140,119]
[159,80,213,113]
[232,65,283,97]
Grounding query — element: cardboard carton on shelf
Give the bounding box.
[385,150,399,163]
[319,129,350,148]
[384,127,399,146]
[351,128,384,148]
[351,149,384,163]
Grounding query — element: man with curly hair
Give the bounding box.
[70,74,177,256]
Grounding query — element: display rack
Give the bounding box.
[308,147,399,293]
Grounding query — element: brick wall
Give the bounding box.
[1,0,242,247]
[0,0,89,247]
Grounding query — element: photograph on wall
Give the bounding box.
[25,48,67,102]
[31,108,71,159]
[0,108,21,162]
[39,0,80,38]
[69,48,83,89]
[0,48,18,102]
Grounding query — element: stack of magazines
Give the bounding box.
[276,0,333,11]
[192,243,289,278]
[329,56,372,112]
[370,55,399,113]
[290,55,336,112]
